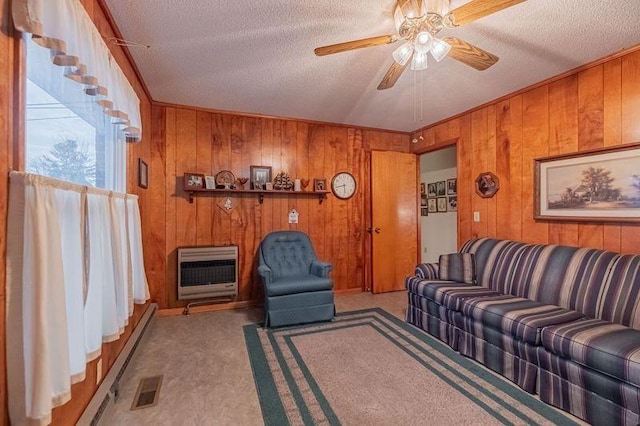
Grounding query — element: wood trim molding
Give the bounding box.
[412,42,640,135]
[152,100,413,136]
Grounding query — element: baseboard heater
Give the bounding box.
[77,302,157,426]
[177,245,238,300]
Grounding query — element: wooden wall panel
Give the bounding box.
[146,109,410,308]
[414,47,640,255]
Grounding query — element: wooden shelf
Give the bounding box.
[185,188,330,204]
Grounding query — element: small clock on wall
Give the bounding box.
[331,172,357,200]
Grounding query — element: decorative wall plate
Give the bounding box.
[215,170,236,188]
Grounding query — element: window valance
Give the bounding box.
[12,0,142,141]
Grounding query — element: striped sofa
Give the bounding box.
[406,237,640,425]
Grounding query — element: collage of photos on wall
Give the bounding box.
[421,178,456,216]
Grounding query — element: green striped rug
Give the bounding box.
[243,308,578,426]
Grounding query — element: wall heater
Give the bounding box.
[177,245,238,300]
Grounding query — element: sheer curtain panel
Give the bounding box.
[12,0,142,141]
[6,172,150,425]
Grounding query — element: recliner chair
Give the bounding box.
[258,231,335,327]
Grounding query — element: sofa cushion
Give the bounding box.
[265,275,332,297]
[405,277,501,311]
[415,262,439,280]
[541,318,640,386]
[597,254,640,329]
[439,253,476,284]
[460,294,584,345]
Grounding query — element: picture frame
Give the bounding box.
[447,178,457,195]
[314,178,327,192]
[138,158,148,189]
[534,143,640,222]
[448,196,458,212]
[427,183,437,198]
[184,172,205,190]
[475,172,500,198]
[421,208,428,217]
[421,194,427,206]
[250,165,272,190]
[420,183,426,195]
[437,197,448,212]
[427,198,437,213]
[204,175,216,189]
[436,181,446,197]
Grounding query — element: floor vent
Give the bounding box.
[130,375,163,410]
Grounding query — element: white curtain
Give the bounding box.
[12,0,142,141]
[6,172,150,425]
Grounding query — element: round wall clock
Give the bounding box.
[331,172,357,200]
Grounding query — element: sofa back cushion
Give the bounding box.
[460,238,528,294]
[598,255,640,329]
[460,238,621,320]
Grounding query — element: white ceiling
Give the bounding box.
[103,0,640,133]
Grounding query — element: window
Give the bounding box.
[24,35,127,191]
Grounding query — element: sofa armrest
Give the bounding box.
[258,264,273,284]
[311,260,333,278]
[415,263,439,280]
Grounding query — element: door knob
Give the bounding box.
[366,227,373,233]
[374,227,381,234]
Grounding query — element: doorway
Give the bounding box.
[420,146,457,263]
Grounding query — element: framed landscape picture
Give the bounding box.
[534,143,640,222]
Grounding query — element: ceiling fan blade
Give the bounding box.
[314,35,397,56]
[443,36,499,71]
[449,0,526,26]
[377,60,409,90]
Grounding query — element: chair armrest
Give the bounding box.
[311,260,333,278]
[415,263,439,280]
[258,264,273,284]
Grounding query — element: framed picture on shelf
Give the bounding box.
[427,198,437,213]
[427,183,437,198]
[534,143,640,222]
[314,178,327,192]
[421,208,428,216]
[436,181,446,196]
[447,178,457,195]
[250,165,272,190]
[448,196,457,212]
[437,197,447,212]
[138,158,148,189]
[184,172,205,190]
[204,175,216,189]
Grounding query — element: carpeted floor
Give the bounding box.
[245,308,579,426]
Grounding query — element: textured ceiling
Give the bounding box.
[103,0,640,132]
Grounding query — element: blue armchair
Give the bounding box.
[258,231,335,327]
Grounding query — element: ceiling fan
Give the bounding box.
[314,0,526,90]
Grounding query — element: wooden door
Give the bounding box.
[371,151,418,293]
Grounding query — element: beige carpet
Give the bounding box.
[245,308,579,426]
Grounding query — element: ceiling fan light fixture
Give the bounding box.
[411,51,428,71]
[414,31,433,53]
[430,37,451,62]
[392,41,414,66]
[422,0,450,16]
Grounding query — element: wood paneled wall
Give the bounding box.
[412,48,640,254]
[0,1,153,424]
[146,105,411,309]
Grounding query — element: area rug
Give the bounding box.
[243,308,579,426]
